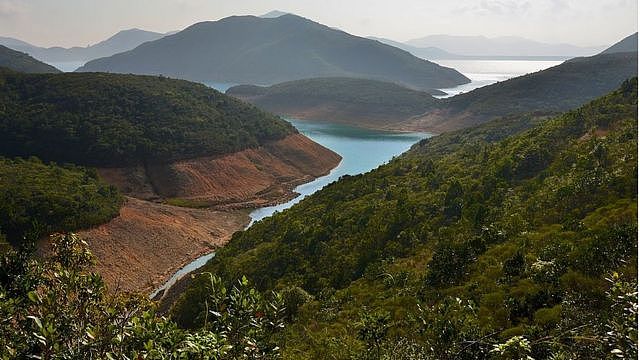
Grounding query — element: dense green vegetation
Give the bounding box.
[0,233,286,358]
[77,14,469,90]
[0,69,295,166]
[0,46,60,73]
[173,79,637,359]
[0,157,121,246]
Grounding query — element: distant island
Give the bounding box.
[77,14,470,91]
[227,77,440,128]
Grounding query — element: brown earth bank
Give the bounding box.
[384,108,481,134]
[39,133,341,294]
[98,133,342,209]
[40,197,250,293]
[228,92,439,132]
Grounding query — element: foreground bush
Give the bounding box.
[0,233,285,359]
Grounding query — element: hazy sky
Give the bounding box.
[0,0,636,48]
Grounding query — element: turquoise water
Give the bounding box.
[152,119,429,298]
[248,119,430,223]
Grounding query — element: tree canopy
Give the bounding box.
[0,70,295,167]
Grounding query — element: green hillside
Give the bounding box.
[0,45,60,73]
[77,14,469,90]
[0,70,295,166]
[172,79,637,359]
[0,157,121,245]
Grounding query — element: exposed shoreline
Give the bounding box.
[37,133,341,295]
[149,155,342,300]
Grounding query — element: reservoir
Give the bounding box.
[150,58,566,298]
[151,119,429,298]
[249,119,430,224]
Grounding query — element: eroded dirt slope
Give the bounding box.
[99,133,342,209]
[72,197,249,293]
[65,133,340,293]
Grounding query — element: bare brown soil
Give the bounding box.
[381,109,488,134]
[39,197,249,293]
[40,133,341,294]
[99,133,342,209]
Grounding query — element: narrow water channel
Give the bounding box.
[151,119,430,298]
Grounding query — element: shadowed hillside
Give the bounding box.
[405,52,637,132]
[77,14,469,90]
[228,52,637,132]
[600,32,638,54]
[0,45,60,73]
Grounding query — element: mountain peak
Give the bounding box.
[78,14,469,90]
[260,10,290,18]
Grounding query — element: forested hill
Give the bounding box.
[77,14,469,90]
[172,79,637,359]
[226,77,440,127]
[0,45,60,73]
[398,51,638,132]
[0,70,295,167]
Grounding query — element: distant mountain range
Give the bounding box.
[77,14,470,90]
[601,32,638,54]
[229,33,637,133]
[368,37,462,60]
[0,29,171,64]
[405,34,606,57]
[0,45,60,73]
[370,37,576,61]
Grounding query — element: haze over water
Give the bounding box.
[433,59,564,97]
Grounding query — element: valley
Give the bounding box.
[0,5,636,359]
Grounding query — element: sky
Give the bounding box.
[0,0,637,48]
